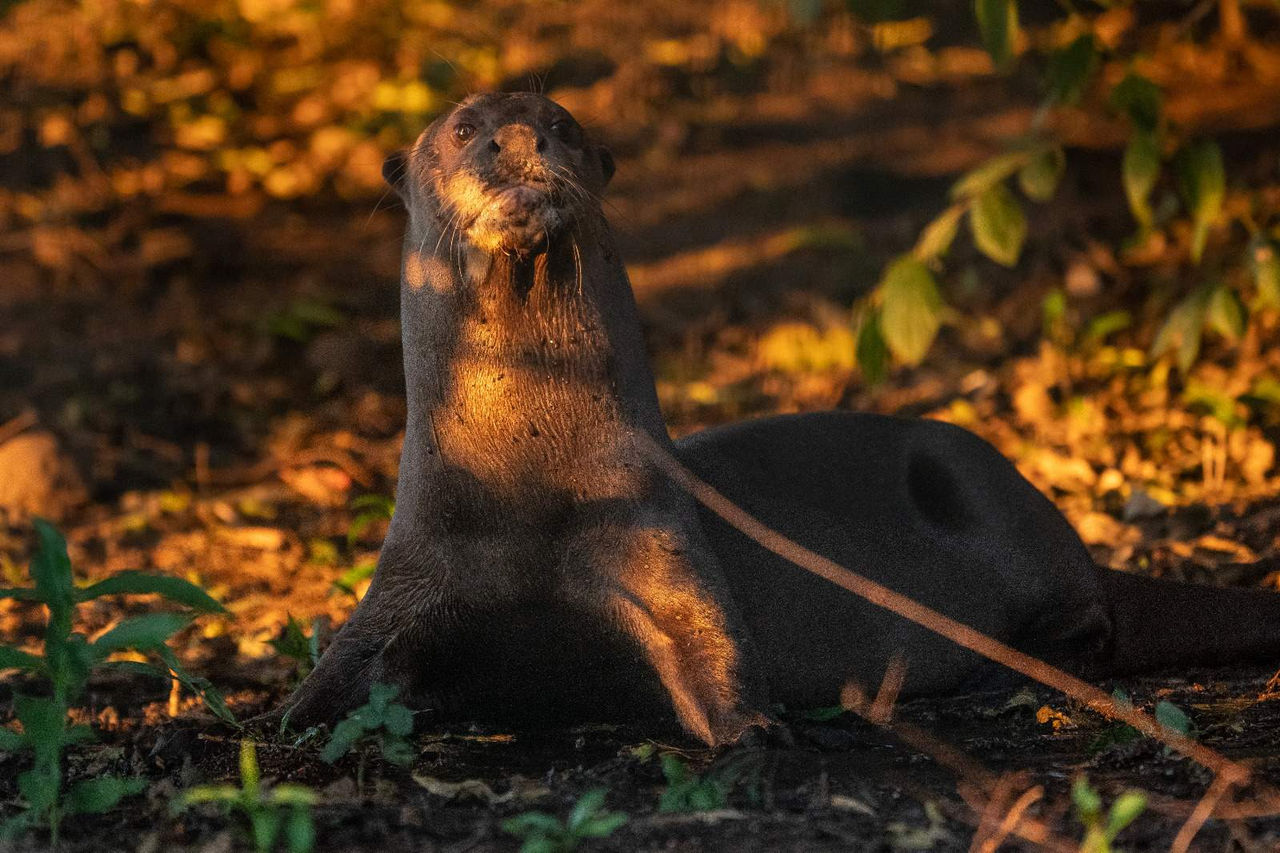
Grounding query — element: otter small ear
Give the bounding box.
[597,146,615,187]
[382,149,410,199]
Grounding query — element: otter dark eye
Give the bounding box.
[550,119,582,147]
[453,123,476,145]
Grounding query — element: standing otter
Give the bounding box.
[277,93,1280,745]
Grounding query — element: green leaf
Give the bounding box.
[348,495,395,546]
[284,806,316,853]
[14,694,65,749]
[688,781,726,811]
[0,812,35,840]
[1106,791,1147,837]
[31,519,74,624]
[518,838,560,853]
[974,0,1018,70]
[63,776,146,814]
[1122,130,1161,232]
[269,615,313,666]
[17,767,59,813]
[913,205,964,261]
[1083,310,1131,343]
[0,646,42,672]
[660,754,689,785]
[250,809,284,853]
[379,737,415,767]
[1206,285,1245,341]
[853,306,889,384]
[1155,700,1192,735]
[381,703,414,738]
[321,718,364,763]
[77,571,225,612]
[331,562,376,598]
[1045,34,1097,105]
[970,182,1027,267]
[1252,239,1280,309]
[1110,71,1162,132]
[90,613,190,660]
[1072,777,1102,819]
[350,494,395,513]
[568,789,607,832]
[99,660,169,680]
[368,682,400,712]
[271,784,319,807]
[1017,146,1064,202]
[802,705,847,722]
[878,256,943,365]
[1176,139,1226,263]
[157,646,237,724]
[1042,288,1066,340]
[577,812,627,838]
[0,727,25,751]
[950,150,1029,200]
[176,784,241,809]
[503,812,564,836]
[1151,288,1210,373]
[0,587,38,602]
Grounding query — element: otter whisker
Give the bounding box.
[571,235,584,300]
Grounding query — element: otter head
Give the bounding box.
[385,93,615,258]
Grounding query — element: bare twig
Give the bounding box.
[1171,771,1238,853]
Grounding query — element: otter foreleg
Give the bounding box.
[599,548,769,746]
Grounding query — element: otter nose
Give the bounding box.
[490,123,545,160]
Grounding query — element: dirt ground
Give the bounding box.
[6,2,1280,850]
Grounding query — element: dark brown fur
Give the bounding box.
[278,93,1280,745]
[279,93,765,744]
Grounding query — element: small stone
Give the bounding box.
[1123,488,1168,522]
[0,431,87,521]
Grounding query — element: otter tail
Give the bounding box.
[1096,566,1280,675]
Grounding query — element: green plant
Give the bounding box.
[331,495,393,599]
[268,615,323,681]
[657,754,728,813]
[502,788,628,853]
[319,682,415,788]
[852,1,1280,382]
[263,299,344,343]
[330,562,376,599]
[1072,776,1147,853]
[0,519,229,843]
[346,494,395,547]
[1089,689,1195,754]
[176,740,316,853]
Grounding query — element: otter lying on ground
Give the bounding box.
[278,93,1280,745]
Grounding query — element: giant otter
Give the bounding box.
[277,93,1280,745]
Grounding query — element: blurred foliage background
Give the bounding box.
[4,0,1280,646]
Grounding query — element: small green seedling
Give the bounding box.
[1090,689,1195,755]
[263,298,344,343]
[320,682,415,788]
[657,754,728,813]
[502,788,627,853]
[0,519,229,843]
[177,740,316,853]
[1073,776,1147,853]
[268,615,323,680]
